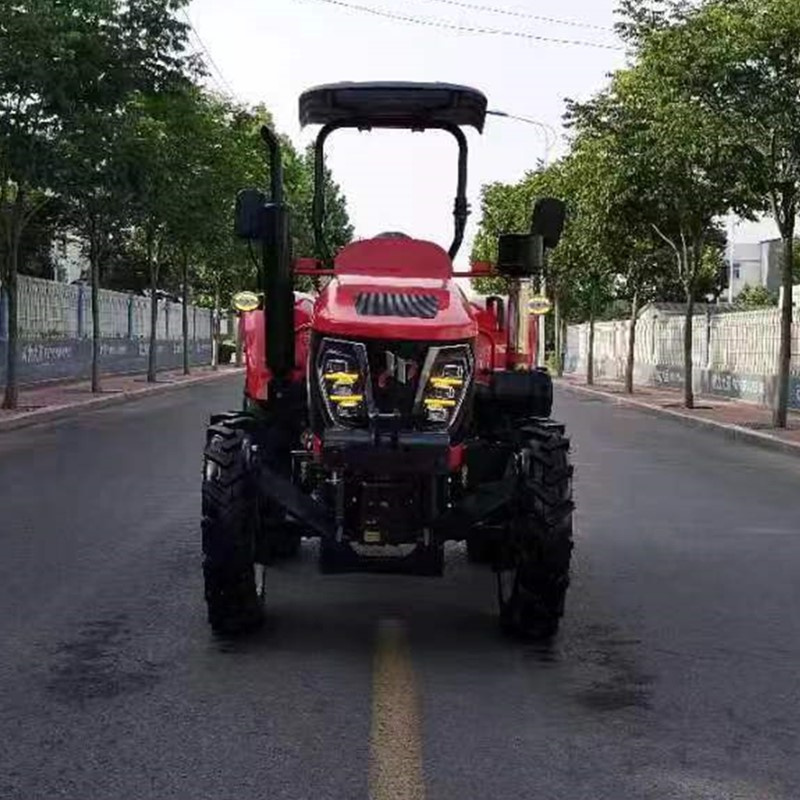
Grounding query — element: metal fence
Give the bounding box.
[565,304,800,410]
[1,275,215,386]
[6,275,214,341]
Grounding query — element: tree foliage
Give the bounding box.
[735,285,777,310]
[0,0,353,402]
[471,0,800,412]
[634,0,800,423]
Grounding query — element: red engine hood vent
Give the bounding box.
[355,291,440,320]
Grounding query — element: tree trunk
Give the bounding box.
[773,230,795,428]
[211,282,220,371]
[182,255,190,376]
[587,306,596,386]
[90,237,101,394]
[683,289,695,409]
[1,196,23,410]
[625,290,639,394]
[147,264,159,383]
[1,253,19,410]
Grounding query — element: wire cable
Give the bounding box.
[297,0,623,50]
[421,0,614,33]
[180,9,237,97]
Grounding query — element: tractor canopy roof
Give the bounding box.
[298,82,487,132]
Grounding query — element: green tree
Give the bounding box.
[0,0,198,405]
[735,285,777,310]
[643,0,800,425]
[155,89,238,375]
[614,0,691,46]
[124,91,182,382]
[0,1,71,407]
[57,0,197,391]
[568,50,749,407]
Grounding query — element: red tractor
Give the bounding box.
[202,82,574,639]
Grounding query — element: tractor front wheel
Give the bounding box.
[201,417,264,635]
[497,422,574,640]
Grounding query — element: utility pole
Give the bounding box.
[487,110,558,367]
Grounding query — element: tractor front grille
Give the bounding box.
[355,292,439,320]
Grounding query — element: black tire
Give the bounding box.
[202,416,264,636]
[498,421,574,640]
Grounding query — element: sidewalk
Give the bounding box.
[557,374,800,457]
[0,366,243,432]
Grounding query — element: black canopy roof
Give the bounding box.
[298,82,487,132]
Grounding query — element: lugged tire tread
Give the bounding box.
[202,415,263,635]
[499,419,574,640]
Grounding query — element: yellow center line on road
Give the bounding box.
[369,618,426,800]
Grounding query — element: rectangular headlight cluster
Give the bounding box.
[415,345,473,428]
[316,338,370,423]
[316,339,472,429]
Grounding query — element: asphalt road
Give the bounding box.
[1,377,799,800]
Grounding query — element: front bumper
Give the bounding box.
[321,428,452,475]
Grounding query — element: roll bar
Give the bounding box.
[313,122,470,265]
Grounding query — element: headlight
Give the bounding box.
[316,338,370,424]
[415,345,473,428]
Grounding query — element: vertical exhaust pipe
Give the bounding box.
[260,126,295,383]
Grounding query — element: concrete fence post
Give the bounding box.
[127,294,134,339]
[77,284,85,338]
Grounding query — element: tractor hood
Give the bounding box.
[313,274,478,342]
[312,237,478,342]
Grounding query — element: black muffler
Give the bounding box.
[259,126,295,384]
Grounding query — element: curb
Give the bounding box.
[0,368,244,433]
[556,379,800,460]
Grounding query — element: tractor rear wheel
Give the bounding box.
[497,422,574,640]
[201,416,264,635]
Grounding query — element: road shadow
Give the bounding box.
[202,543,655,714]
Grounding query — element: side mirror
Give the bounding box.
[530,197,566,250]
[496,233,544,277]
[234,189,266,239]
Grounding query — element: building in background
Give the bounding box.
[50,231,88,284]
[729,242,761,298]
[729,238,793,300]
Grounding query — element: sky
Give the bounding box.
[186,0,779,266]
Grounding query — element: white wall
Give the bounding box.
[731,241,762,298]
[565,305,800,391]
[50,233,88,284]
